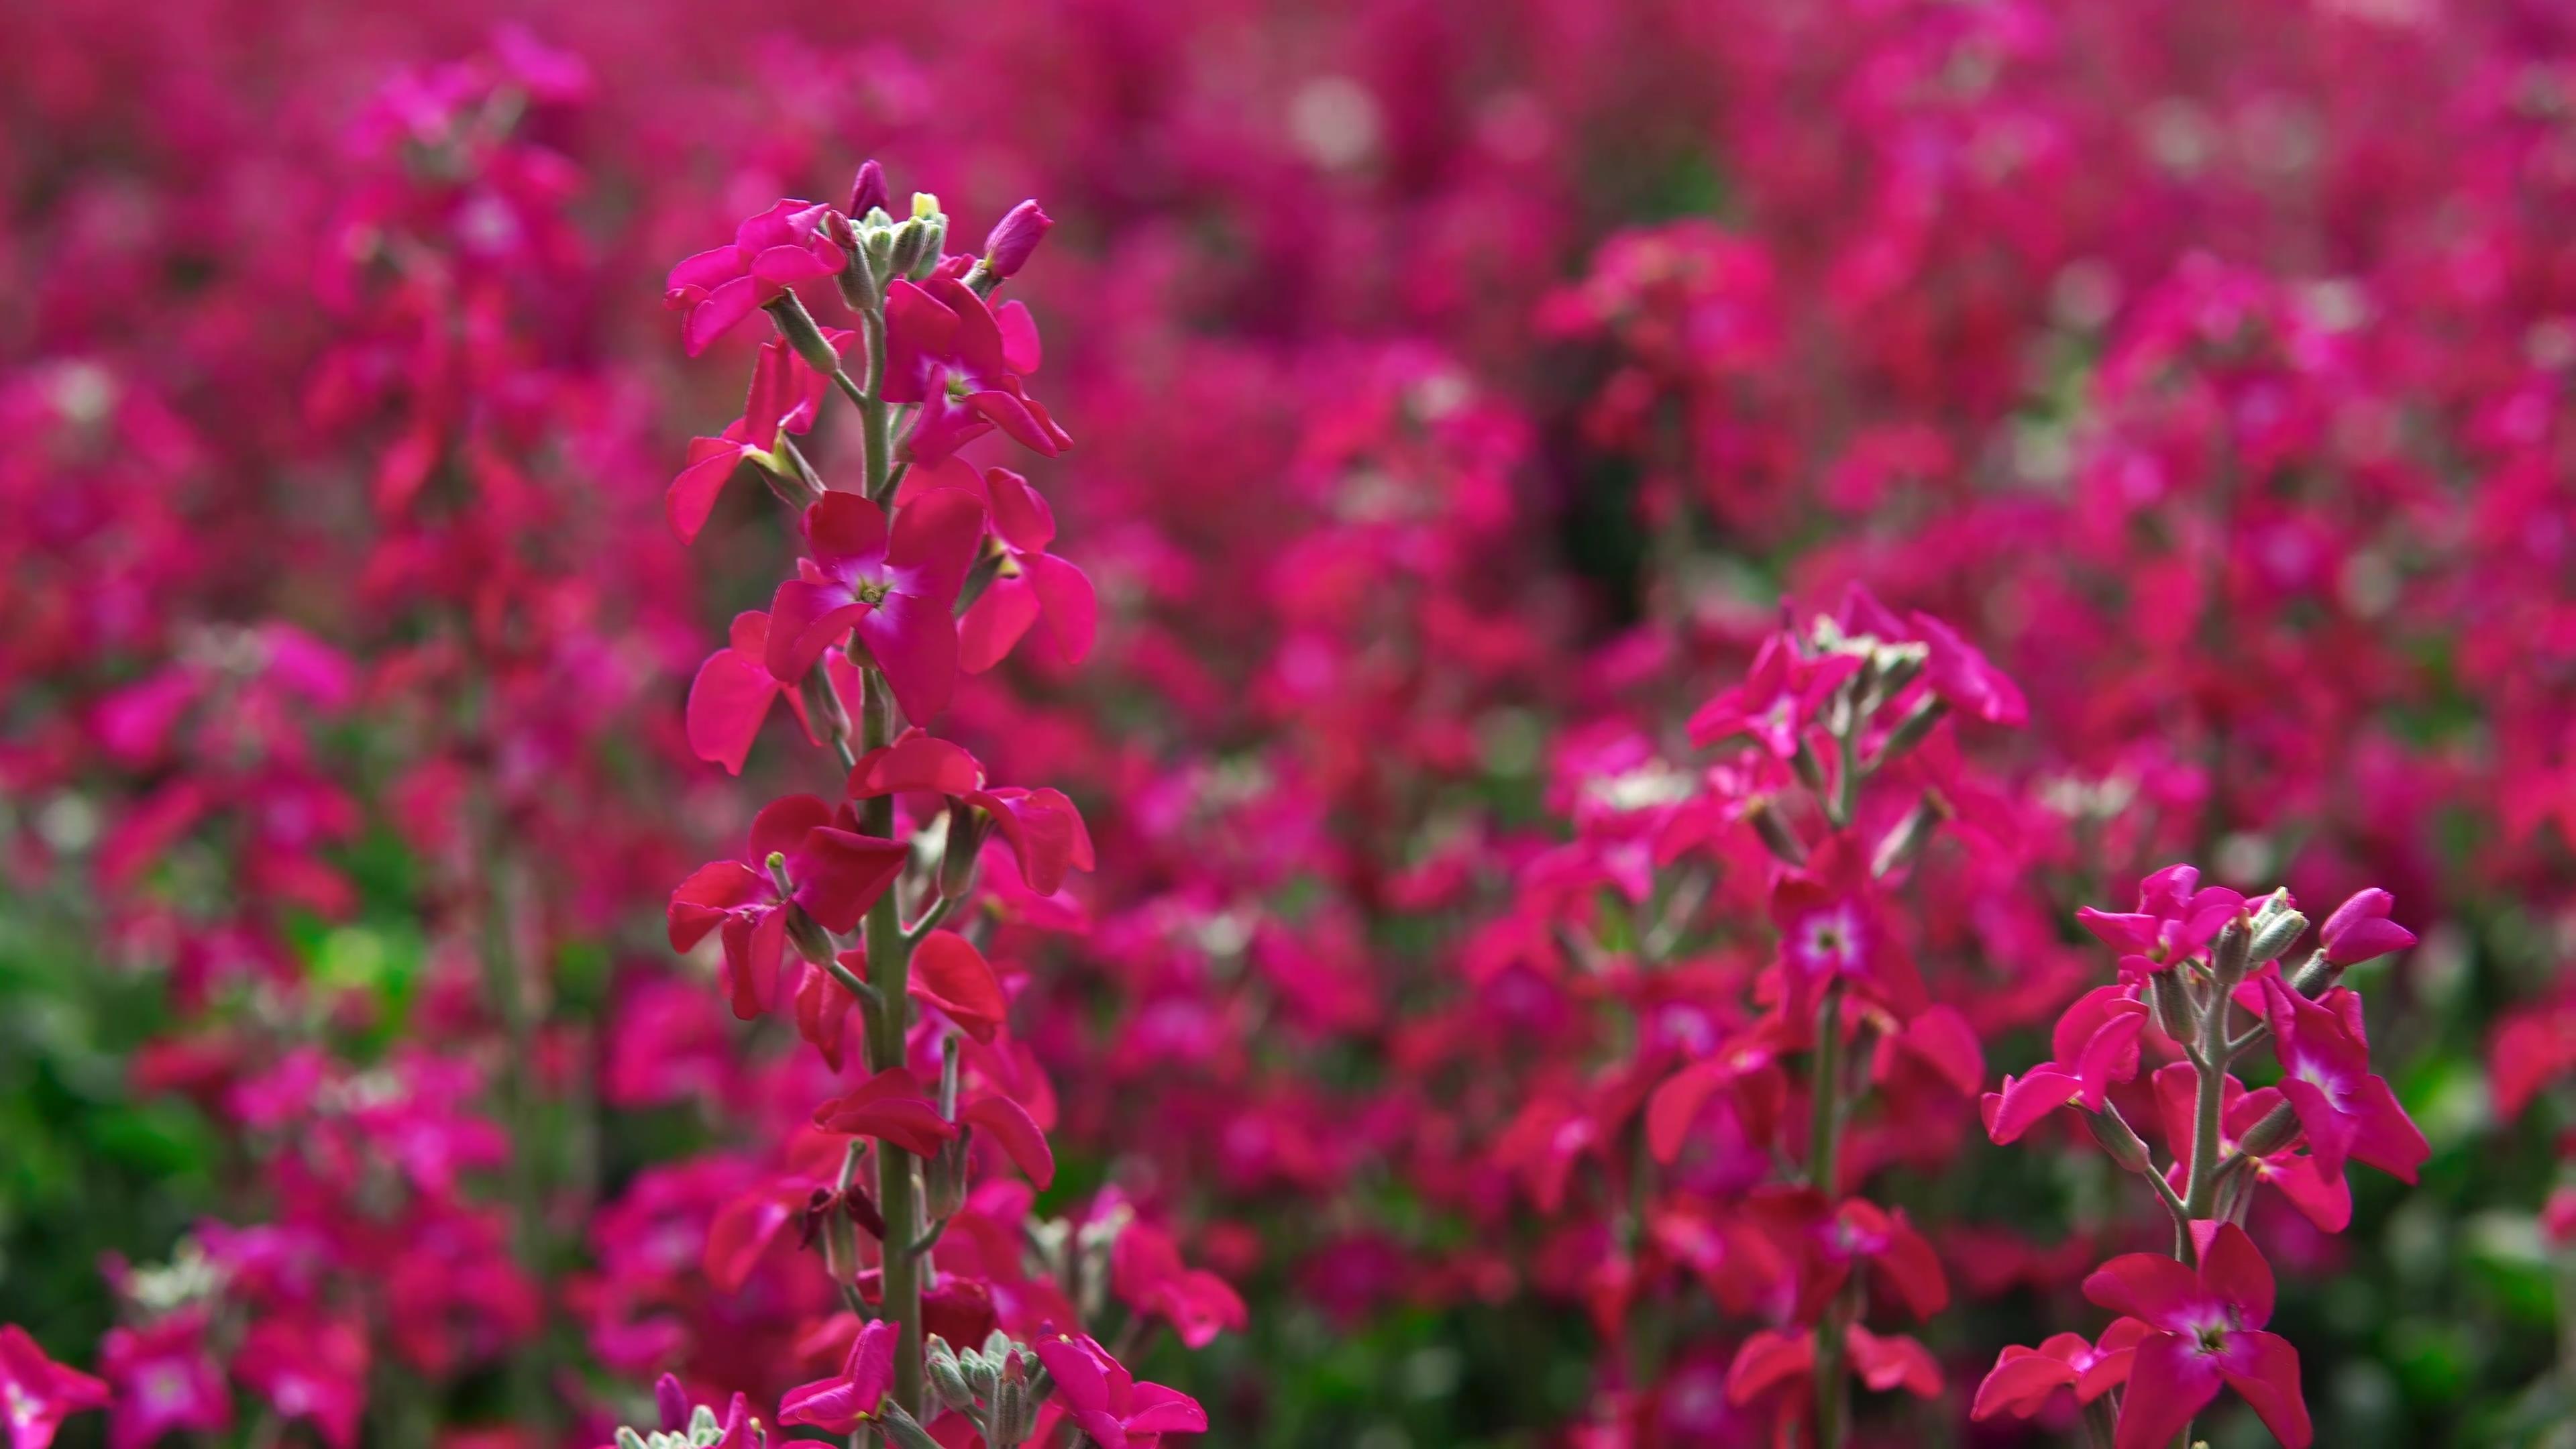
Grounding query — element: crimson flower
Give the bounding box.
[767,489,987,724]
[1767,836,1924,1024]
[233,1316,368,1449]
[1113,1218,1250,1349]
[981,199,1054,277]
[664,199,845,356]
[100,1311,230,1449]
[846,729,1096,895]
[2261,977,2431,1183]
[1688,632,1860,756]
[2318,888,2416,965]
[2150,1063,2351,1231]
[1744,1186,1949,1322]
[778,1319,896,1434]
[685,610,845,775]
[665,795,909,1020]
[882,274,1070,463]
[811,1067,959,1159]
[667,333,854,543]
[1982,984,2147,1144]
[956,467,1098,671]
[1723,1324,1942,1408]
[2082,1224,2311,1449]
[2075,862,2247,969]
[1031,1332,1209,1448]
[1970,1320,2150,1421]
[0,1325,108,1449]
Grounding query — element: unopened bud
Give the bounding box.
[983,1329,1016,1361]
[763,290,845,376]
[963,1350,1001,1403]
[2289,948,2339,996]
[849,160,890,218]
[1874,694,1949,769]
[996,1352,1031,1446]
[909,217,949,280]
[982,200,1053,278]
[1870,791,1951,879]
[616,1431,649,1449]
[655,1373,690,1432]
[888,219,932,280]
[2247,908,2308,965]
[925,1336,977,1412]
[782,903,835,968]
[927,1136,967,1221]
[1790,739,1830,798]
[2149,971,2196,1044]
[2084,1109,2151,1173]
[877,1403,943,1449]
[1746,796,1807,867]
[939,806,987,900]
[2210,918,2252,983]
[2237,1102,2302,1159]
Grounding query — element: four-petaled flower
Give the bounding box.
[665,199,845,356]
[667,333,855,543]
[882,274,1070,464]
[1767,837,1925,1024]
[767,490,988,724]
[0,1324,109,1449]
[1970,1319,2150,1421]
[2081,1222,2312,1449]
[1030,1331,1209,1448]
[665,794,909,1020]
[1688,632,1861,757]
[2261,977,2431,1185]
[777,1318,896,1434]
[2074,862,2247,970]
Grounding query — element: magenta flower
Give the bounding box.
[956,467,1098,671]
[2081,1224,2312,1449]
[882,274,1070,463]
[2261,977,2432,1183]
[811,1067,961,1159]
[982,199,1054,277]
[2075,862,2247,969]
[1982,984,2147,1143]
[2151,1063,2352,1231]
[845,729,1097,895]
[1970,1320,2149,1421]
[2318,888,2416,965]
[778,1319,896,1435]
[0,1325,109,1449]
[233,1316,368,1449]
[664,199,845,356]
[767,489,987,724]
[667,333,854,543]
[685,610,825,775]
[665,794,910,1019]
[100,1311,231,1449]
[1031,1332,1209,1448]
[1688,632,1860,756]
[1767,837,1925,1024]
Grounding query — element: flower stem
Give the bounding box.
[1807,981,1849,1448]
[857,664,927,1415]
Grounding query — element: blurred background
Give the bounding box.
[6,0,2576,1445]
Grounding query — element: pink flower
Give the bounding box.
[810,1067,960,1159]
[2147,1065,2353,1232]
[1982,984,2147,1144]
[766,490,988,724]
[2261,977,2431,1184]
[778,1319,897,1434]
[100,1311,231,1449]
[1767,837,1924,1023]
[1030,1332,1208,1447]
[954,468,1098,671]
[845,729,1097,896]
[1970,1320,2150,1421]
[1723,1324,1942,1408]
[882,274,1069,463]
[667,333,855,543]
[665,795,909,1019]
[1113,1219,1250,1349]
[2318,888,2416,965]
[664,199,845,356]
[981,199,1054,278]
[1687,633,1860,757]
[233,1316,369,1449]
[2074,863,2247,969]
[685,610,844,775]
[2083,1225,2311,1449]
[0,1325,109,1449]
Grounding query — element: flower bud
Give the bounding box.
[2209,916,2251,983]
[850,160,890,219]
[926,1135,967,1220]
[983,1329,1016,1362]
[909,217,949,280]
[963,1350,1001,1403]
[1874,694,1949,769]
[982,200,1053,278]
[2237,1102,2302,1159]
[939,806,987,900]
[2246,906,2308,965]
[1790,739,1829,798]
[1870,790,1951,879]
[877,1403,943,1449]
[655,1373,690,1432]
[1745,796,1807,867]
[2149,971,2196,1044]
[616,1431,650,1449]
[888,219,933,281]
[763,290,845,376]
[2084,1108,2151,1173]
[782,902,835,968]
[926,1336,977,1412]
[996,1350,1032,1446]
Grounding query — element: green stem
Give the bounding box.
[2182,976,2224,1238]
[1807,982,1849,1448]
[858,663,926,1416]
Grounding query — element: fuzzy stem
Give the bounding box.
[857,662,926,1416]
[1807,981,1849,1447]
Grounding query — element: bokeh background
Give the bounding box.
[6,0,2576,1445]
